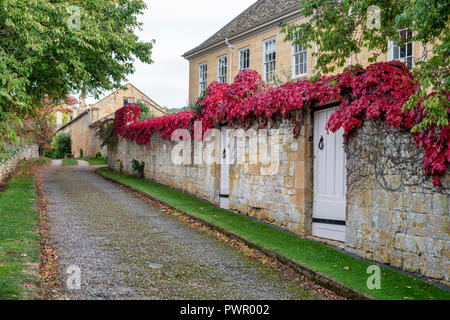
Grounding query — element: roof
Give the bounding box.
[90,83,165,114]
[55,109,89,133]
[183,0,301,59]
[124,83,167,115]
[56,83,166,133]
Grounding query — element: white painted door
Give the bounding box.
[313,107,347,242]
[220,127,230,209]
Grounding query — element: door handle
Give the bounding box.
[222,149,226,159]
[318,135,324,150]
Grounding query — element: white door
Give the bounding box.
[313,107,347,242]
[220,127,230,209]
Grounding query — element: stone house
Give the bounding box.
[183,0,429,102]
[56,83,166,158]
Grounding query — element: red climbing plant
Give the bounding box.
[115,61,449,185]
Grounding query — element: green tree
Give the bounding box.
[135,100,155,120]
[55,133,71,159]
[0,0,154,152]
[282,0,449,131]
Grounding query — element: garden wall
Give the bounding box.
[108,114,313,237]
[345,120,449,282]
[227,117,313,236]
[107,116,449,282]
[0,143,39,186]
[108,136,220,204]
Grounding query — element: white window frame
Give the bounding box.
[199,62,208,95]
[263,37,277,83]
[292,42,308,78]
[238,47,250,71]
[123,97,135,105]
[388,28,414,70]
[217,55,228,83]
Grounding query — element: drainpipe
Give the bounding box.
[225,38,234,84]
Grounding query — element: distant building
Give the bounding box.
[56,83,165,158]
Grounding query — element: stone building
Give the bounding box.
[183,0,430,102]
[56,83,165,158]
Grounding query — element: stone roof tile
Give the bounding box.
[183,0,300,58]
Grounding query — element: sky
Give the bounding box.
[85,0,257,109]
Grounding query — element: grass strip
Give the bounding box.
[62,159,78,166]
[78,158,108,166]
[0,161,42,299]
[96,167,450,300]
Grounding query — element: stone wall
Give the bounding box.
[0,143,39,186]
[108,135,220,204]
[228,117,313,236]
[345,119,449,282]
[108,115,313,236]
[21,143,39,160]
[0,156,20,186]
[107,115,448,281]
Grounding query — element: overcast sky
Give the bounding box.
[85,0,257,109]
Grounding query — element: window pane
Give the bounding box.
[407,57,413,70]
[393,46,399,60]
[263,39,276,81]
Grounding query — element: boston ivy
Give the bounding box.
[115,61,449,186]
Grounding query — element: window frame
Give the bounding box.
[123,97,135,105]
[388,28,414,70]
[238,47,250,71]
[217,55,228,83]
[291,42,308,79]
[263,37,277,83]
[199,62,208,95]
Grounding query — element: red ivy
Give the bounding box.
[115,62,449,185]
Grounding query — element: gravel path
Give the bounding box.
[42,161,324,300]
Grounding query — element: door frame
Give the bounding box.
[219,126,230,209]
[312,102,347,242]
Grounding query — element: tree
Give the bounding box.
[0,0,154,152]
[135,100,155,120]
[17,95,78,155]
[54,133,72,159]
[282,0,449,131]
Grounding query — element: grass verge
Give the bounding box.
[62,159,78,166]
[78,158,108,166]
[96,167,450,300]
[0,159,48,299]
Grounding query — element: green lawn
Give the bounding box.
[62,158,78,166]
[0,161,43,299]
[79,158,108,166]
[96,167,450,300]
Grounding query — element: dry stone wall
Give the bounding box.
[0,143,39,186]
